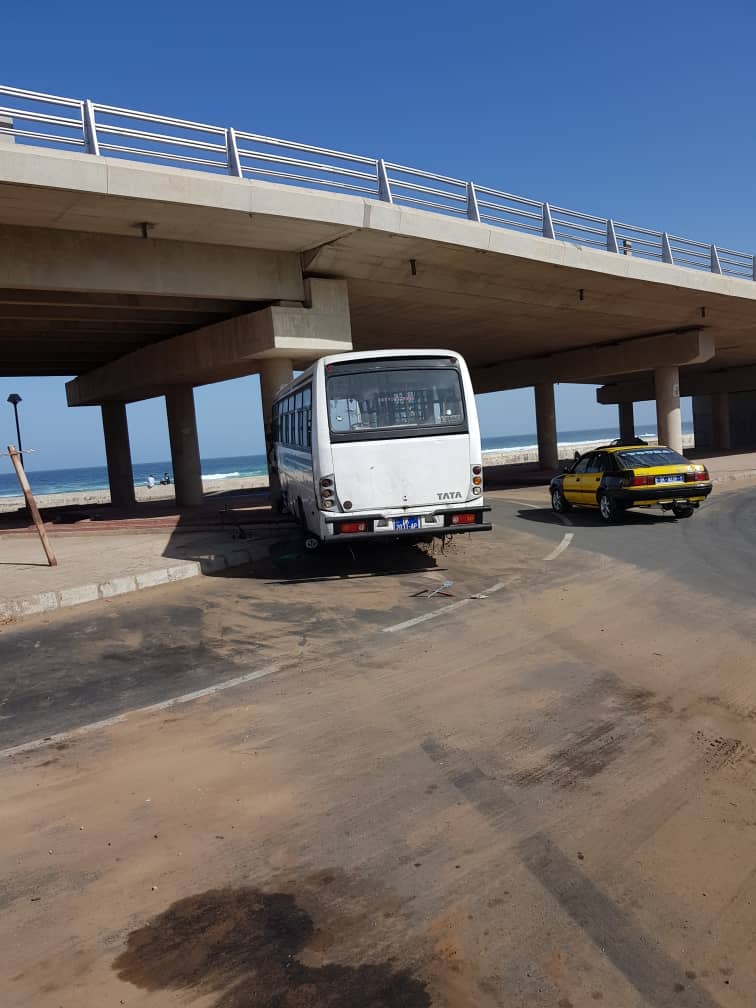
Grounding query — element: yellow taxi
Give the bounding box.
[550,441,712,522]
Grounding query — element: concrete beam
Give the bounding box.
[598,363,756,404]
[472,329,715,393]
[66,279,352,406]
[0,224,303,301]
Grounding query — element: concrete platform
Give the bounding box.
[0,490,297,623]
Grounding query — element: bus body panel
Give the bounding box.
[272,350,490,544]
[331,434,473,510]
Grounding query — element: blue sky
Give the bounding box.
[3,0,748,468]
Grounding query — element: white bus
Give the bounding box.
[271,349,491,547]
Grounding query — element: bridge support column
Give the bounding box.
[711,392,731,452]
[260,358,294,505]
[654,366,682,455]
[166,386,203,508]
[535,382,559,470]
[618,401,635,444]
[101,401,135,508]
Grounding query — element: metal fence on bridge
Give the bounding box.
[1,84,753,282]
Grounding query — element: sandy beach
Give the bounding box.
[0,434,694,514]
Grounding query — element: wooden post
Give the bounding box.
[7,445,57,567]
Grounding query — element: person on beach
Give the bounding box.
[160,472,171,485]
[146,475,155,489]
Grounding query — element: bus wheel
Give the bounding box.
[304,536,320,551]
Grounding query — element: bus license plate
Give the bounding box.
[655,475,684,484]
[394,517,419,530]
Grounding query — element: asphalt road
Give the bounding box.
[1,483,754,751]
[2,481,756,1007]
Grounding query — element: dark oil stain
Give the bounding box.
[558,999,574,1008]
[113,886,431,1008]
[685,970,697,980]
[590,993,603,1001]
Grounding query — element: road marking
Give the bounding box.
[543,532,574,561]
[383,579,514,634]
[0,663,282,761]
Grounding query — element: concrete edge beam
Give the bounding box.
[0,223,304,302]
[473,329,715,394]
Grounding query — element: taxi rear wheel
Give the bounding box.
[551,487,571,513]
[598,493,621,523]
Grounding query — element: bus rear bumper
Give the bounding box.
[317,506,492,544]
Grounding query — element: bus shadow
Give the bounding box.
[213,537,447,584]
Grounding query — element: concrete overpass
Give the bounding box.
[2,86,756,505]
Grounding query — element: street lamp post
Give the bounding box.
[7,393,23,468]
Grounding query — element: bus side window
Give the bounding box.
[303,387,312,448]
[295,391,304,447]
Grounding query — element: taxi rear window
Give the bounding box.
[615,448,688,468]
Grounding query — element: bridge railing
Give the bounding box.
[1,84,753,281]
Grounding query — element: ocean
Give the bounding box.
[0,423,694,499]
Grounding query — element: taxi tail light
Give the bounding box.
[625,472,654,486]
[450,513,477,525]
[338,521,366,534]
[684,468,710,483]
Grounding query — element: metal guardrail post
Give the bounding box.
[377,159,393,203]
[542,202,555,240]
[661,232,674,265]
[226,128,242,178]
[606,219,619,254]
[710,245,723,275]
[82,99,99,155]
[753,256,756,282]
[466,182,481,222]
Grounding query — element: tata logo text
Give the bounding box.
[437,491,463,500]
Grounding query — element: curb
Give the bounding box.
[0,544,263,625]
[711,469,756,484]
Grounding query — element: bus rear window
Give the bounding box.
[326,366,467,440]
[614,448,689,468]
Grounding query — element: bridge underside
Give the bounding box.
[2,144,756,501]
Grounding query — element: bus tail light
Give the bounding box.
[450,513,477,525]
[319,474,336,509]
[338,521,367,534]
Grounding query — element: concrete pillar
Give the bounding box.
[259,358,294,503]
[165,386,203,508]
[618,401,635,444]
[711,392,731,452]
[654,366,682,454]
[101,402,135,508]
[534,382,559,470]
